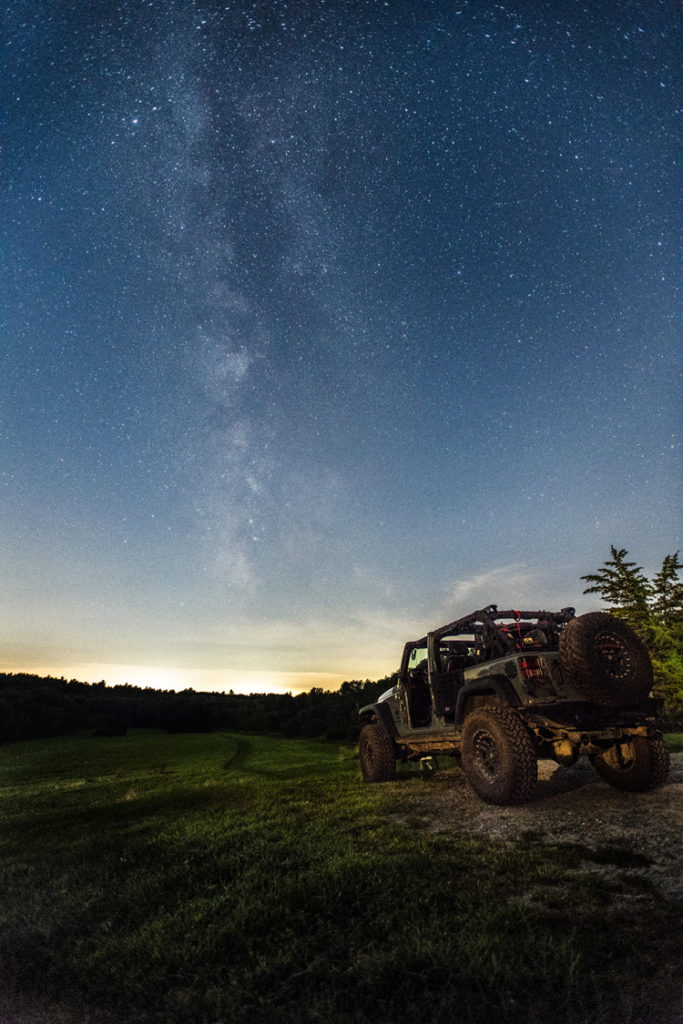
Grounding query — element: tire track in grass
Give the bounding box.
[222,735,254,772]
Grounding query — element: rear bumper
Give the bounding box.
[523,697,663,733]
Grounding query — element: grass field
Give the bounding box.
[0,730,681,1024]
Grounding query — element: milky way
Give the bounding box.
[2,1,681,691]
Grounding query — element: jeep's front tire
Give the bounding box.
[359,723,396,782]
[461,706,537,805]
[591,734,670,791]
[559,612,652,706]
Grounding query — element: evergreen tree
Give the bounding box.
[651,552,683,625]
[581,547,683,727]
[581,545,652,624]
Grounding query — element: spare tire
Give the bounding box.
[559,612,652,706]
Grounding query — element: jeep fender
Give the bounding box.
[359,701,398,737]
[454,676,521,727]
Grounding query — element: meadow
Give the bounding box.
[0,730,681,1024]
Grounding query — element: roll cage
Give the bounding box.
[406,605,577,671]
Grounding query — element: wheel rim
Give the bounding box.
[471,729,501,782]
[594,631,633,679]
[602,740,637,771]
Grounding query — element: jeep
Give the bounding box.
[358,605,670,805]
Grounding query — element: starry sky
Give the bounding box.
[2,0,681,694]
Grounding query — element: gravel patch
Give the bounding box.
[392,750,683,901]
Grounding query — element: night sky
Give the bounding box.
[2,1,681,693]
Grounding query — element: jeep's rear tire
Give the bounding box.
[359,723,396,782]
[591,734,670,791]
[461,706,537,805]
[559,612,652,706]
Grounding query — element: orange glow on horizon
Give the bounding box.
[4,661,349,696]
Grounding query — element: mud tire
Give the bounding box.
[359,724,396,783]
[591,734,670,792]
[461,706,537,805]
[559,612,652,706]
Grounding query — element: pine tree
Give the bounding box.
[651,552,683,625]
[581,546,652,624]
[581,547,683,727]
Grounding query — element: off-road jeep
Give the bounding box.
[358,605,670,805]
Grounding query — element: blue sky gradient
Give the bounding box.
[2,0,680,692]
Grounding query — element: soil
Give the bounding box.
[393,749,683,902]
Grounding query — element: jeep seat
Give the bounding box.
[431,656,466,717]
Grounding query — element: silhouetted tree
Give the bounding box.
[581,546,652,626]
[651,552,683,624]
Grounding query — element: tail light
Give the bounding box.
[519,657,544,681]
[518,655,556,699]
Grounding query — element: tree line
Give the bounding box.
[0,673,392,744]
[1,546,680,744]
